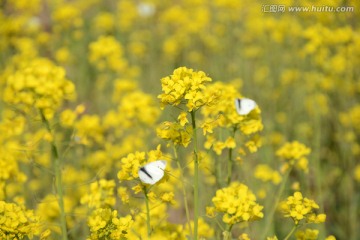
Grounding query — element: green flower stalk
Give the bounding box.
[261,167,292,239]
[40,111,68,240]
[3,58,75,239]
[158,67,219,240]
[283,225,299,240]
[191,110,200,240]
[173,146,193,239]
[143,186,151,239]
[227,127,237,185]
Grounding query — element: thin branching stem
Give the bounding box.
[40,111,68,240]
[262,166,293,239]
[190,110,199,240]
[227,127,237,185]
[143,186,151,239]
[283,224,299,240]
[173,145,193,239]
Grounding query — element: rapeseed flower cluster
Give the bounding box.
[52,2,83,32]
[157,121,193,147]
[102,79,160,150]
[114,90,160,128]
[202,82,263,156]
[3,58,75,119]
[202,82,262,132]
[239,233,251,240]
[74,115,104,145]
[93,12,115,33]
[184,218,215,239]
[295,228,319,240]
[158,67,217,112]
[254,164,282,185]
[89,36,129,73]
[117,146,165,182]
[208,182,264,226]
[276,141,311,173]
[0,201,42,239]
[87,208,133,240]
[0,141,27,199]
[280,192,326,225]
[81,179,116,209]
[36,194,75,233]
[59,104,85,128]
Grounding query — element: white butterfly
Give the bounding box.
[138,160,167,185]
[235,98,257,115]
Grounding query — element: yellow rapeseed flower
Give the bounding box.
[184,218,215,239]
[117,151,146,181]
[157,121,193,147]
[340,105,360,133]
[254,164,282,185]
[295,228,319,240]
[52,3,82,30]
[200,81,263,156]
[74,115,104,145]
[161,192,176,205]
[0,201,42,239]
[118,187,130,204]
[36,194,75,233]
[178,111,189,126]
[280,192,326,225]
[239,233,251,240]
[210,182,264,226]
[158,67,216,112]
[325,235,336,240]
[201,81,263,133]
[93,12,115,33]
[87,208,133,240]
[276,141,311,173]
[117,147,166,182]
[80,179,116,209]
[88,36,128,73]
[3,58,76,120]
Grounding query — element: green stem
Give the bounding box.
[173,146,193,239]
[227,148,233,185]
[223,224,233,240]
[40,111,68,240]
[261,167,292,239]
[313,112,324,211]
[226,224,233,233]
[227,128,236,185]
[190,110,199,240]
[283,225,298,240]
[144,186,151,239]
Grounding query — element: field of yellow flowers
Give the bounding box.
[1,0,360,239]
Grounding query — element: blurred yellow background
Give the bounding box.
[0,0,359,239]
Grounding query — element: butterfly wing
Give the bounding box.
[235,99,241,114]
[138,160,167,185]
[138,167,156,184]
[235,98,257,115]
